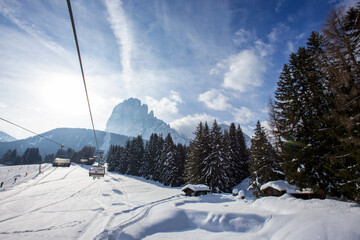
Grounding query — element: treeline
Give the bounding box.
[0,148,42,165]
[106,120,249,192]
[49,145,96,164]
[0,145,96,166]
[107,134,186,187]
[184,121,249,192]
[250,4,359,201]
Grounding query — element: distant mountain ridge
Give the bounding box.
[106,98,189,145]
[0,128,130,158]
[0,131,16,142]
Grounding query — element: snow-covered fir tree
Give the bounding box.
[249,121,283,197]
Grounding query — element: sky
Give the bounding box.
[0,0,357,140]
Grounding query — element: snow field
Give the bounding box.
[0,164,359,240]
[0,163,52,191]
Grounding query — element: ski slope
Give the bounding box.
[0,164,359,240]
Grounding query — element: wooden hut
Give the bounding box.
[260,180,324,199]
[181,184,211,196]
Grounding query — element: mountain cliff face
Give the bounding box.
[0,131,16,142]
[106,98,189,145]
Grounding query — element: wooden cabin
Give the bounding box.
[260,180,324,199]
[182,184,211,196]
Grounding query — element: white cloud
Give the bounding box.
[170,113,216,139]
[218,50,266,92]
[169,90,183,104]
[144,91,183,122]
[198,89,231,111]
[232,106,258,124]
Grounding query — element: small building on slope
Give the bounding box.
[182,184,211,196]
[260,180,324,199]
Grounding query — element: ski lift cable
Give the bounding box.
[66,0,99,150]
[0,117,66,148]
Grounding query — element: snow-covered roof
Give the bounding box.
[181,184,210,192]
[260,180,298,193]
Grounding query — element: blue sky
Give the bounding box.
[0,0,356,139]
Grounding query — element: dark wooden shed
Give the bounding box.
[182,184,211,196]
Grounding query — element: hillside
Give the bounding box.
[0,128,130,158]
[0,131,16,142]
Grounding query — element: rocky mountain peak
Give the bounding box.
[105,98,189,145]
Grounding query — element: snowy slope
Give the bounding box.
[0,165,359,240]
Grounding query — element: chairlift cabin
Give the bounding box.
[89,150,105,179]
[53,144,71,167]
[53,157,71,167]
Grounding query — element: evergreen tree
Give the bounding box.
[0,149,18,165]
[44,153,54,163]
[249,121,283,196]
[21,148,42,165]
[321,5,360,200]
[127,136,144,176]
[271,38,337,194]
[202,120,231,192]
[141,133,163,180]
[152,134,164,182]
[183,122,205,184]
[159,133,182,186]
[107,145,118,172]
[228,123,250,185]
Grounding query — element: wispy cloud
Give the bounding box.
[0,1,65,54]
[103,0,133,82]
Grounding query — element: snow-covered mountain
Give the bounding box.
[106,98,189,145]
[0,128,130,158]
[0,131,16,142]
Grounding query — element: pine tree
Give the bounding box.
[159,133,181,186]
[321,5,360,200]
[271,36,340,194]
[202,120,232,192]
[228,123,250,185]
[106,145,118,172]
[183,122,204,184]
[152,134,164,182]
[249,121,283,196]
[21,148,42,165]
[0,149,18,165]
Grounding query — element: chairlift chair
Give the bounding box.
[89,149,105,179]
